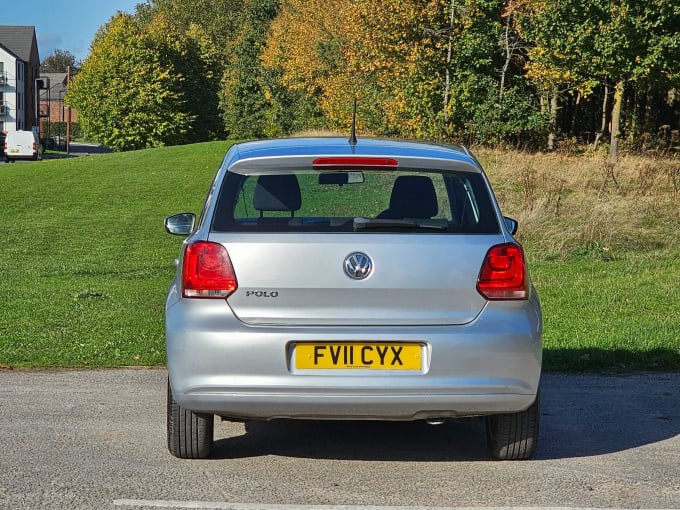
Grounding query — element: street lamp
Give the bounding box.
[59,89,64,150]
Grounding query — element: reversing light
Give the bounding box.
[477,243,529,300]
[182,241,238,298]
[313,157,398,168]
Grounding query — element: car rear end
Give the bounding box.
[165,137,542,459]
[4,130,42,162]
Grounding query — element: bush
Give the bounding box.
[43,122,82,142]
[465,88,548,150]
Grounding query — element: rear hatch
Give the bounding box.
[6,132,35,157]
[210,232,502,326]
[206,163,506,327]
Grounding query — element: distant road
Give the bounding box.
[50,141,113,157]
[0,369,678,510]
[1,141,111,164]
[67,141,113,155]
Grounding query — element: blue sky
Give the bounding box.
[3,0,141,62]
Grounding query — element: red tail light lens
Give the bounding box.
[477,243,528,300]
[182,241,237,298]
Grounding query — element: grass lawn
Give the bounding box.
[0,142,229,367]
[0,141,678,371]
[534,253,680,372]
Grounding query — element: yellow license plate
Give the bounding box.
[9,149,19,154]
[295,342,422,370]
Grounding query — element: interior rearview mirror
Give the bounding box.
[318,172,365,185]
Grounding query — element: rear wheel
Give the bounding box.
[167,379,214,459]
[486,391,540,460]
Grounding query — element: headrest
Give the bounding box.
[253,174,302,212]
[388,175,438,218]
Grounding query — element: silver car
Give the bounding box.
[164,137,542,460]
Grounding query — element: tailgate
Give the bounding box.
[210,232,500,326]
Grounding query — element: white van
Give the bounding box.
[4,130,43,162]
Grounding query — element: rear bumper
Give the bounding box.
[170,389,539,420]
[166,292,542,420]
[5,153,39,160]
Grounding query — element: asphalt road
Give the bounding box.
[1,141,111,163]
[0,369,678,510]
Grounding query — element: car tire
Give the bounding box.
[486,391,540,460]
[167,379,214,459]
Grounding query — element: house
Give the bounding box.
[39,72,78,142]
[39,73,72,122]
[0,26,40,133]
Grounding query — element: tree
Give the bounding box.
[513,0,600,149]
[262,0,459,138]
[67,13,199,151]
[146,14,224,141]
[40,49,81,73]
[143,0,246,66]
[261,0,359,131]
[515,0,680,157]
[220,0,282,138]
[68,0,677,151]
[139,0,286,138]
[347,0,536,142]
[592,0,680,161]
[347,0,451,138]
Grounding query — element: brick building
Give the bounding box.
[38,72,78,141]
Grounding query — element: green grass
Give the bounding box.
[0,142,678,371]
[0,142,231,367]
[534,252,680,372]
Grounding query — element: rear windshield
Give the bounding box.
[211,169,500,234]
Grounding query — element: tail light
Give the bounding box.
[477,243,529,300]
[182,241,237,298]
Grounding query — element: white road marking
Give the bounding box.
[112,502,677,510]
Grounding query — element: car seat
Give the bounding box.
[377,175,438,219]
[253,174,302,220]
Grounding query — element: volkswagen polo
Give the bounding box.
[164,137,542,460]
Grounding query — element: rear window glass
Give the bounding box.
[211,170,499,234]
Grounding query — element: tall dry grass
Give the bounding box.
[478,150,680,260]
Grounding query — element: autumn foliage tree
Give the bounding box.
[67,12,222,151]
[262,0,549,143]
[260,0,359,131]
[514,0,680,157]
[262,0,463,138]
[70,0,679,153]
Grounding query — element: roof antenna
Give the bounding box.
[348,98,357,147]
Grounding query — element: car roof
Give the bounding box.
[223,137,483,174]
[6,130,37,137]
